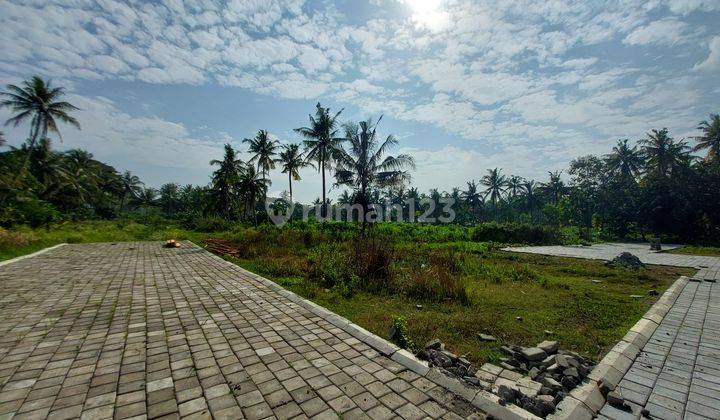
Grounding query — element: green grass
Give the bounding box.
[0,220,211,261]
[1,221,694,367]
[227,246,692,365]
[668,246,720,256]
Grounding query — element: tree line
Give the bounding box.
[1,76,719,243]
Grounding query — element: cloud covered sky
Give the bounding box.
[1,0,719,202]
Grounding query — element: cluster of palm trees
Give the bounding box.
[204,103,415,221]
[2,74,720,240]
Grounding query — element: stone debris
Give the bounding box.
[606,252,646,269]
[478,333,497,342]
[417,338,595,418]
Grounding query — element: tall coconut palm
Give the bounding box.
[481,168,507,206]
[640,128,690,177]
[243,129,279,181]
[605,139,644,178]
[334,117,415,222]
[1,76,80,173]
[133,187,158,215]
[119,171,144,213]
[542,170,565,204]
[506,175,524,200]
[693,113,720,163]
[463,180,483,220]
[239,164,270,225]
[208,144,244,217]
[294,102,344,217]
[278,143,310,203]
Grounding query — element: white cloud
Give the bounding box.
[694,36,720,71]
[623,18,691,46]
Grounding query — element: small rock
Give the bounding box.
[521,347,548,362]
[497,385,517,403]
[478,333,497,342]
[537,340,559,354]
[630,294,644,299]
[425,339,442,350]
[591,279,602,284]
[563,367,579,378]
[648,289,659,296]
[544,330,555,336]
[561,376,577,390]
[458,357,471,367]
[641,408,650,417]
[541,377,562,389]
[516,316,524,321]
[416,304,423,310]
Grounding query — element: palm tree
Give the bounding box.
[294,102,344,217]
[523,181,541,216]
[1,76,80,173]
[243,129,279,181]
[605,139,644,178]
[0,131,5,147]
[278,143,310,203]
[239,164,270,225]
[640,128,690,177]
[208,144,244,218]
[462,180,483,220]
[693,113,720,162]
[542,170,565,204]
[333,117,415,224]
[119,171,144,213]
[506,175,524,199]
[62,151,100,207]
[133,187,158,215]
[481,168,507,206]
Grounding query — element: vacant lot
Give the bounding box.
[0,221,693,367]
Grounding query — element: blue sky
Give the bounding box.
[1,0,719,202]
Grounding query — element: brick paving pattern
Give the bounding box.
[0,242,483,420]
[508,243,720,420]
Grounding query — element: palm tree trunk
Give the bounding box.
[321,158,326,218]
[15,117,43,181]
[288,172,293,204]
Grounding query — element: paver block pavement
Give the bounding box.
[0,242,492,419]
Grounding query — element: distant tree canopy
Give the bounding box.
[1,77,720,243]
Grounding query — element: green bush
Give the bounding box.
[470,222,562,245]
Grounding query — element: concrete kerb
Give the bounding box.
[548,275,690,420]
[0,243,67,268]
[188,241,540,419]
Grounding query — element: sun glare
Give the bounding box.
[404,0,449,30]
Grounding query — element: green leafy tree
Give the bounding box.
[294,103,344,217]
[239,164,270,225]
[243,129,279,181]
[605,139,644,178]
[0,76,80,173]
[119,171,144,213]
[481,168,507,206]
[207,144,244,218]
[693,113,720,163]
[640,128,690,177]
[334,117,415,222]
[278,143,310,203]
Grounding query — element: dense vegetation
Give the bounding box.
[2,76,719,244]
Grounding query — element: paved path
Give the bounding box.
[507,243,720,419]
[0,242,487,420]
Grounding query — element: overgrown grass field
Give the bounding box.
[0,220,693,367]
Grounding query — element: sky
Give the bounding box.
[0,0,719,203]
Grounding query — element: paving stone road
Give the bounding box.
[0,242,487,420]
[507,243,720,420]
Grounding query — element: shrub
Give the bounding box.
[0,228,37,248]
[470,221,562,245]
[349,236,395,291]
[307,243,348,288]
[389,316,415,350]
